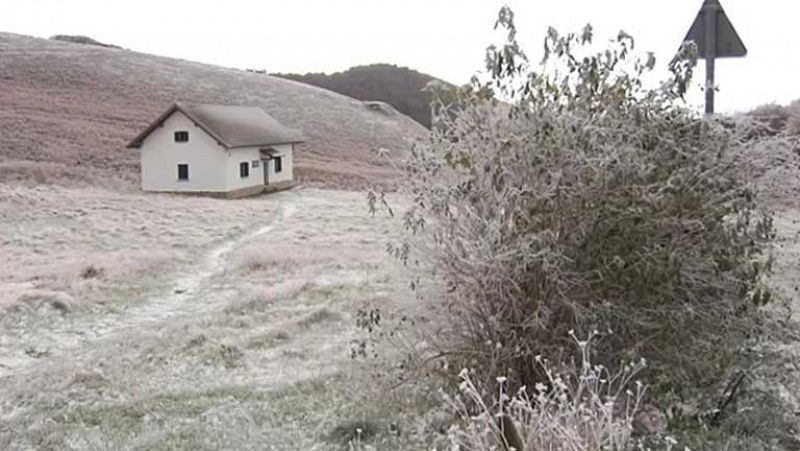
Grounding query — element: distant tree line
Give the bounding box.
[49,35,121,49]
[272,64,448,128]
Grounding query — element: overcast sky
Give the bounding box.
[2,0,797,113]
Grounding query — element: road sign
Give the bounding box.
[684,0,747,59]
[681,0,747,114]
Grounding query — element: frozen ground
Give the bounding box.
[758,208,800,418]
[0,185,429,450]
[2,181,800,449]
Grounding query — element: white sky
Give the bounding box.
[2,0,798,113]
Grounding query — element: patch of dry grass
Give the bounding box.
[0,183,277,313]
[245,330,290,350]
[296,308,343,329]
[0,187,424,450]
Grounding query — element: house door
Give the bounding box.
[262,159,270,185]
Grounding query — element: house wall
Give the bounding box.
[139,112,228,192]
[225,146,265,191]
[138,111,296,194]
[264,143,294,184]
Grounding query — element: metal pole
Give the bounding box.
[703,1,717,115]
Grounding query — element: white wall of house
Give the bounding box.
[139,112,228,192]
[139,111,296,194]
[225,146,265,191]
[263,143,294,185]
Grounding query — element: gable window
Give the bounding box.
[177,164,189,181]
[174,131,189,143]
[240,161,249,178]
[274,156,283,173]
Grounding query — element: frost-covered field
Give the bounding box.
[4,180,800,450]
[0,185,427,450]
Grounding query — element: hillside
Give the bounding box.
[273,64,448,128]
[0,33,427,190]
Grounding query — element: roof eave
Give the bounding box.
[227,139,306,149]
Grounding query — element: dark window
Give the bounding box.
[240,161,249,178]
[177,164,189,180]
[274,156,283,173]
[174,131,189,142]
[251,160,260,168]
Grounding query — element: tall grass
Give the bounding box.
[446,333,653,451]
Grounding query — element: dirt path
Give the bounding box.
[110,203,297,327]
[0,202,296,378]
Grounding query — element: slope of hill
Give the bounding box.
[0,33,427,190]
[273,64,448,128]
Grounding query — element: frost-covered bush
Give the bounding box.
[384,7,776,401]
[446,333,652,451]
[748,99,800,136]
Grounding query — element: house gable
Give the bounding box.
[128,104,228,149]
[128,102,305,149]
[139,111,230,192]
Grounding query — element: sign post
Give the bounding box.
[682,0,747,115]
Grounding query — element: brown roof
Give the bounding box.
[127,102,304,149]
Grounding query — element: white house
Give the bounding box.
[127,102,303,198]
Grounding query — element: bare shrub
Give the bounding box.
[15,290,74,314]
[785,99,800,136]
[184,334,208,349]
[746,98,800,138]
[327,420,380,449]
[207,343,245,369]
[382,7,777,407]
[748,103,789,133]
[79,265,105,280]
[446,333,653,451]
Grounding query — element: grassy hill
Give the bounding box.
[273,64,448,129]
[0,33,427,190]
